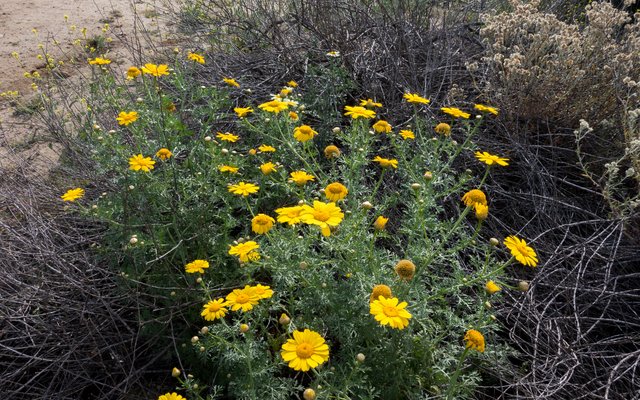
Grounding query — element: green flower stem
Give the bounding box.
[445,347,470,400]
[244,196,255,217]
[370,169,386,200]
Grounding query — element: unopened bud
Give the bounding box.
[299,261,308,269]
[423,171,433,180]
[411,183,421,190]
[332,127,341,133]
[356,353,366,363]
[171,367,180,377]
[240,323,249,333]
[279,313,291,325]
[221,148,229,154]
[204,136,212,141]
[129,237,138,245]
[489,238,500,247]
[196,277,202,284]
[199,346,205,353]
[518,281,530,292]
[361,201,373,210]
[191,336,199,344]
[200,327,209,334]
[303,388,316,400]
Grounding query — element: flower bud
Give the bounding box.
[332,127,341,133]
[191,336,199,344]
[221,148,229,154]
[196,277,202,284]
[518,281,530,292]
[411,183,421,190]
[303,388,316,400]
[200,326,209,334]
[299,261,308,269]
[136,97,144,103]
[240,323,249,333]
[279,313,291,325]
[489,238,500,247]
[129,237,138,245]
[484,301,492,309]
[199,346,205,352]
[356,353,366,363]
[171,367,180,377]
[361,201,373,210]
[204,136,212,141]
[128,185,135,190]
[423,171,433,180]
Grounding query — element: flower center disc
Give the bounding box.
[314,210,330,222]
[296,343,314,359]
[236,293,249,304]
[383,306,399,317]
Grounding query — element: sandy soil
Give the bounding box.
[0,0,170,175]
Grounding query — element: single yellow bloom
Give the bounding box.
[201,298,227,321]
[370,284,392,303]
[370,296,412,329]
[287,80,298,87]
[360,98,383,108]
[403,93,430,104]
[289,111,299,120]
[216,132,239,142]
[441,107,470,119]
[293,125,318,142]
[61,188,84,202]
[326,50,340,57]
[474,103,499,115]
[344,105,376,119]
[485,281,501,295]
[504,235,539,267]
[116,111,138,126]
[158,392,186,400]
[324,145,341,159]
[156,148,172,160]
[372,120,392,134]
[300,201,344,237]
[141,63,169,77]
[475,203,489,221]
[228,241,260,263]
[88,57,111,65]
[250,284,274,299]
[373,215,388,231]
[223,77,240,87]
[219,165,239,173]
[464,329,485,352]
[234,107,254,118]
[258,144,276,153]
[281,329,330,372]
[185,259,209,274]
[228,182,259,196]
[128,154,155,172]
[126,66,141,79]
[399,129,415,140]
[289,171,315,186]
[461,189,487,207]
[434,122,452,136]
[187,51,205,64]
[248,148,257,156]
[258,99,289,113]
[259,162,277,175]
[475,151,509,167]
[275,205,305,225]
[225,285,260,311]
[280,87,293,96]
[252,213,275,234]
[372,156,398,169]
[324,182,348,202]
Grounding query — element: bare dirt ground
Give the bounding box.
[0,0,171,175]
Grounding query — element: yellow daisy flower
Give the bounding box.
[258,144,276,153]
[185,259,209,274]
[141,63,169,77]
[275,205,305,225]
[61,188,84,202]
[399,129,415,140]
[475,151,509,166]
[373,215,388,231]
[280,329,330,372]
[461,189,487,207]
[228,241,260,262]
[258,99,289,113]
[300,201,344,237]
[289,171,315,186]
[474,104,499,115]
[187,51,205,64]
[287,80,298,87]
[344,105,376,119]
[485,281,501,295]
[259,162,277,175]
[158,392,186,400]
[359,98,383,108]
[289,111,299,121]
[116,111,138,126]
[504,235,539,267]
[293,125,318,142]
[216,132,239,142]
[372,156,398,169]
[201,298,228,321]
[225,285,260,312]
[403,93,430,104]
[234,107,254,118]
[128,154,155,172]
[475,203,489,221]
[88,57,111,65]
[223,77,240,87]
[370,296,412,329]
[228,182,259,196]
[250,284,274,299]
[156,148,172,160]
[324,145,341,159]
[251,213,275,234]
[464,329,485,352]
[441,107,470,119]
[126,66,141,79]
[434,122,451,136]
[219,165,239,173]
[324,182,348,202]
[372,120,392,134]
